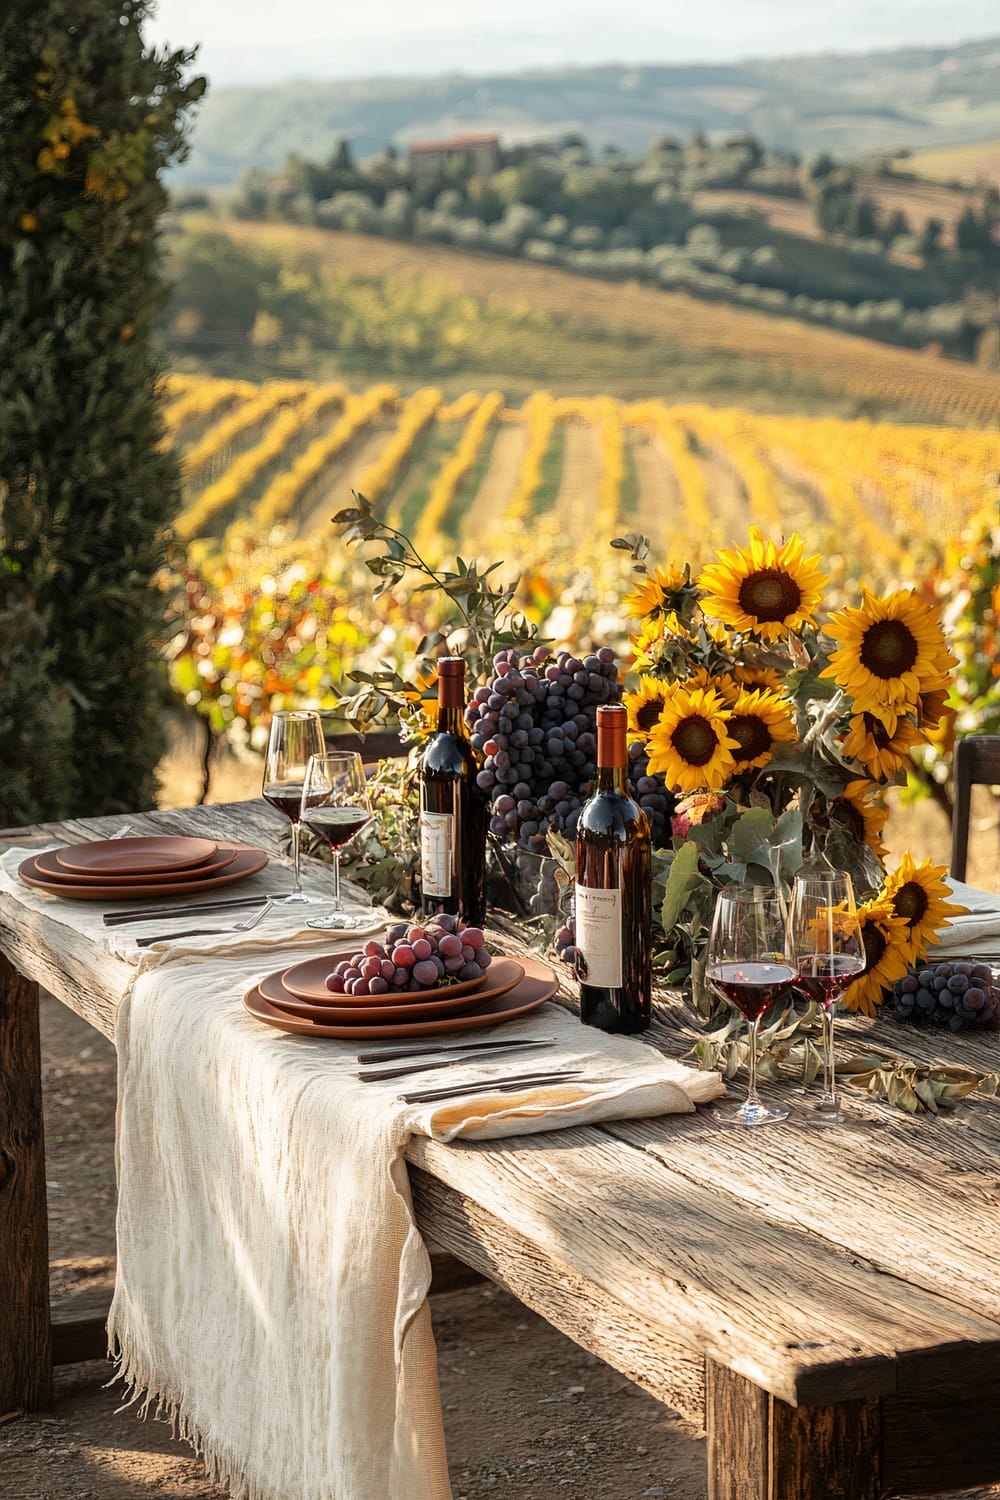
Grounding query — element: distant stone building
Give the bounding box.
[407,132,501,179]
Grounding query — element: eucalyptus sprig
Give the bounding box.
[332,491,543,731]
[691,1002,1000,1113]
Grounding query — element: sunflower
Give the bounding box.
[678,666,741,703]
[645,685,739,794]
[725,687,798,772]
[623,565,690,621]
[842,898,911,1017]
[840,707,923,780]
[829,780,889,860]
[821,589,951,715]
[623,676,672,738]
[882,854,968,961]
[697,527,827,643]
[734,663,785,695]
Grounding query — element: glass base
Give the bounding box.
[803,1098,843,1126]
[715,1099,791,1127]
[306,909,375,931]
[276,889,315,906]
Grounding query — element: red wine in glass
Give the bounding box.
[263,780,326,823]
[262,711,325,902]
[708,961,798,1022]
[795,953,864,1008]
[302,805,373,851]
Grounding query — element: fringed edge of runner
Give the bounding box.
[107,1329,279,1500]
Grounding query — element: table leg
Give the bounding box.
[0,952,53,1409]
[706,1361,882,1500]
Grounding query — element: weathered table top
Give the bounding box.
[4,798,1000,1498]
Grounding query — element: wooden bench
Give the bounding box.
[4,799,1000,1499]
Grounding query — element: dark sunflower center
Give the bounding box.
[672,715,719,767]
[636,700,665,731]
[892,881,928,927]
[860,921,887,974]
[728,713,773,763]
[737,568,802,624]
[859,620,918,680]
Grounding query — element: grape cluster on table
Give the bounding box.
[326,917,491,996]
[892,960,1000,1031]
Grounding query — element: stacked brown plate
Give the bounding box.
[18,835,269,901]
[244,952,560,1040]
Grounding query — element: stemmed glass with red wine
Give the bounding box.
[262,710,326,904]
[787,870,864,1125]
[705,884,796,1127]
[300,751,374,931]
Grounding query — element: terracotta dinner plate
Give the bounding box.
[18,846,269,901]
[54,835,218,875]
[242,957,558,1039]
[279,951,496,1005]
[34,844,239,886]
[258,958,525,1023]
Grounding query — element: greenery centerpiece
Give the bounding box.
[616,527,968,1017]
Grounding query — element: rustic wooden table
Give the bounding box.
[3,799,1000,1500]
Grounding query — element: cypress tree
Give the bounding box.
[0,0,204,823]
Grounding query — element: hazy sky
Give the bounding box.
[145,0,1000,85]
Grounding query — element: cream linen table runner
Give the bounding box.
[1,846,722,1500]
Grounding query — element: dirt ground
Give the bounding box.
[3,721,999,1499]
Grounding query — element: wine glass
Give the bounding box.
[787,869,864,1125]
[300,752,375,931]
[705,885,796,1127]
[261,710,325,904]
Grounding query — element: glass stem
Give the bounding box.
[291,821,302,894]
[821,1004,837,1107]
[746,1017,763,1110]
[332,850,342,911]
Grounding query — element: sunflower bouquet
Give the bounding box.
[617,527,967,1018]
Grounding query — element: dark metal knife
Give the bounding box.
[103,894,267,927]
[357,1038,555,1082]
[355,1035,555,1065]
[401,1069,588,1105]
[133,927,238,947]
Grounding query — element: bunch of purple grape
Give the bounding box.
[466,645,621,854]
[554,911,577,967]
[627,740,675,847]
[892,960,1000,1031]
[326,916,491,996]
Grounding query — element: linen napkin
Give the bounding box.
[933,878,1000,959]
[0,844,723,1500]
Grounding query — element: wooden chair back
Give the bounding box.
[325,728,408,768]
[951,735,1000,880]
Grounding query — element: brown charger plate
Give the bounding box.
[259,958,525,1023]
[18,846,269,901]
[242,957,558,1039]
[280,950,495,1005]
[35,844,239,886]
[55,835,218,875]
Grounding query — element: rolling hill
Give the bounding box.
[177,35,1000,187]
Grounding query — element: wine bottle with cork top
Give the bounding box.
[574,703,652,1032]
[418,657,487,924]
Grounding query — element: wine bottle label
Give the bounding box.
[420,811,454,897]
[574,883,623,989]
